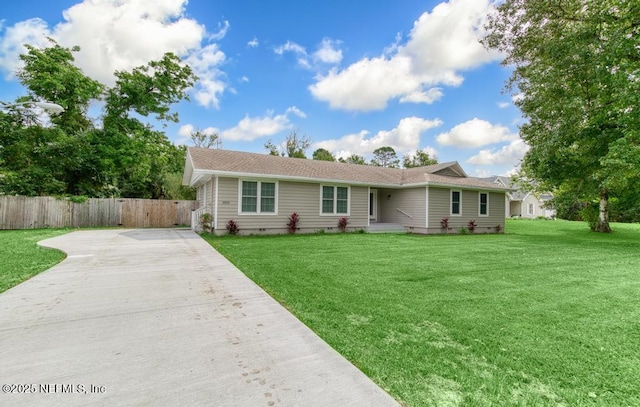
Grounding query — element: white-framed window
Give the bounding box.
[320,185,350,215]
[451,190,462,216]
[479,192,489,216]
[239,180,278,215]
[528,203,534,216]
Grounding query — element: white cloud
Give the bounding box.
[399,88,444,104]
[313,38,342,64]
[309,0,502,111]
[276,38,344,69]
[176,123,219,145]
[274,40,310,68]
[274,41,306,56]
[436,118,518,148]
[247,37,259,47]
[208,20,230,41]
[240,76,249,83]
[474,169,493,178]
[285,106,307,118]
[404,146,439,161]
[497,101,510,108]
[0,0,229,108]
[220,107,305,141]
[310,56,420,111]
[184,43,227,108]
[178,124,218,137]
[422,146,439,159]
[0,18,51,79]
[402,0,502,74]
[314,116,442,157]
[467,139,529,166]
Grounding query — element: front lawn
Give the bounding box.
[0,229,68,294]
[202,220,640,406]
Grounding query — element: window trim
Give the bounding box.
[238,179,279,215]
[451,190,462,216]
[479,192,489,217]
[319,185,351,216]
[528,202,534,216]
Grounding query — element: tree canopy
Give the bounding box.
[403,149,438,168]
[17,39,104,134]
[190,129,220,149]
[312,148,335,161]
[264,130,311,158]
[370,146,400,168]
[1,41,196,200]
[338,154,367,165]
[483,0,640,232]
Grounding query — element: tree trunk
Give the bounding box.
[594,191,612,233]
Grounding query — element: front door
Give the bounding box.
[369,190,377,221]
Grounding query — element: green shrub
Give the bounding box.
[580,203,599,231]
[199,213,213,233]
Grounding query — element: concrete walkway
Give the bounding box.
[0,229,399,407]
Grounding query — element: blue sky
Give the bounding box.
[0,0,527,176]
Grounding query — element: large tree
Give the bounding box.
[190,129,220,149]
[483,0,640,232]
[370,146,399,168]
[1,43,196,199]
[264,130,311,158]
[403,149,438,168]
[338,154,367,165]
[18,39,104,134]
[312,148,335,161]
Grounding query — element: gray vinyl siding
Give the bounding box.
[480,192,506,231]
[376,188,426,228]
[215,177,368,234]
[197,178,215,213]
[428,187,450,229]
[428,187,505,233]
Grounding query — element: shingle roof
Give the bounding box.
[185,148,509,191]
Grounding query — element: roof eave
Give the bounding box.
[405,181,511,191]
[191,169,510,191]
[182,150,195,186]
[189,169,402,188]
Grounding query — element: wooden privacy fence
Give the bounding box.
[0,196,197,230]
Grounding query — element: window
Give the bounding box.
[479,192,488,216]
[451,190,461,215]
[322,186,334,213]
[528,203,534,216]
[261,182,275,212]
[321,186,349,215]
[241,181,257,212]
[240,180,277,214]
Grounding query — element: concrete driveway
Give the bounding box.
[0,229,399,407]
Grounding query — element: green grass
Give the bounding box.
[203,220,640,406]
[0,229,69,294]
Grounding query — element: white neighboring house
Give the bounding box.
[481,176,556,219]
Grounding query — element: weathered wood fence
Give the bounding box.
[0,196,198,229]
